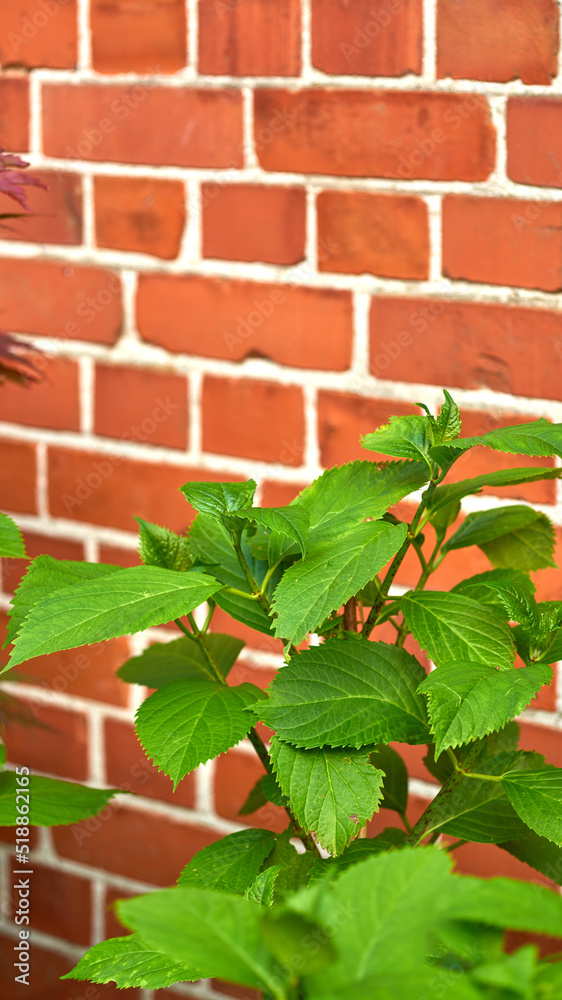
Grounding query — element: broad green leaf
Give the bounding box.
[261,828,319,896]
[419,661,552,757]
[181,480,257,517]
[329,828,408,874]
[0,512,25,558]
[443,506,555,571]
[117,634,244,687]
[0,744,5,769]
[8,566,223,668]
[6,555,120,645]
[61,933,198,989]
[136,517,191,571]
[262,909,336,975]
[270,739,385,856]
[245,867,280,906]
[189,514,274,636]
[304,846,453,1000]
[537,627,562,665]
[401,591,516,669]
[293,460,429,543]
[135,679,263,785]
[443,873,562,937]
[178,829,277,894]
[452,569,536,615]
[500,828,562,885]
[534,961,562,997]
[502,768,562,847]
[437,389,462,442]
[369,745,408,815]
[0,773,118,826]
[117,886,283,994]
[429,467,562,514]
[428,498,461,541]
[234,506,310,557]
[260,639,429,749]
[473,945,536,997]
[361,414,434,467]
[271,520,407,645]
[432,419,562,462]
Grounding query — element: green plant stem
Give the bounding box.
[225,587,261,601]
[174,617,225,684]
[201,600,216,634]
[444,839,468,853]
[399,811,413,835]
[446,746,503,783]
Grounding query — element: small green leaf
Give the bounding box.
[178,829,277,894]
[260,639,429,749]
[271,521,407,646]
[8,566,224,668]
[244,867,280,907]
[270,739,385,856]
[262,909,336,975]
[433,419,562,462]
[502,768,562,847]
[473,944,536,997]
[443,873,562,937]
[239,773,288,816]
[117,634,244,687]
[437,389,462,442]
[361,414,434,467]
[135,679,264,785]
[419,661,552,757]
[262,828,319,896]
[452,569,536,616]
[234,506,310,557]
[429,467,562,514]
[401,591,516,669]
[0,512,25,558]
[6,555,120,646]
[136,517,191,571]
[443,506,556,571]
[369,745,409,815]
[61,933,199,989]
[181,480,257,517]
[0,773,118,826]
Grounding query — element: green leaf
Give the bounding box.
[181,480,257,517]
[261,828,319,896]
[61,933,198,989]
[443,873,562,937]
[6,555,120,646]
[270,739,384,856]
[271,520,407,646]
[452,569,536,615]
[189,514,274,636]
[234,506,310,557]
[0,512,25,558]
[260,639,429,749]
[136,517,191,571]
[500,828,562,885]
[239,773,288,816]
[117,886,283,994]
[401,591,516,669]
[262,909,336,975]
[473,945,536,997]
[330,828,408,875]
[433,419,562,462]
[429,467,562,514]
[437,389,462,442]
[502,768,562,847]
[369,745,409,815]
[178,829,277,894]
[8,566,223,668]
[0,773,118,826]
[419,661,552,757]
[135,679,263,786]
[245,867,280,907]
[361,414,435,467]
[428,498,461,541]
[117,634,244,687]
[443,506,556,571]
[293,460,429,543]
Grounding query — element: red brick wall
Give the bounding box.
[1,1,562,997]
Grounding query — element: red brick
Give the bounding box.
[0,258,122,343]
[42,84,243,168]
[0,169,82,245]
[103,884,138,939]
[366,792,430,837]
[4,700,88,780]
[98,544,140,568]
[199,0,301,76]
[452,840,556,887]
[0,1,77,70]
[260,481,307,507]
[10,864,91,945]
[534,526,562,603]
[519,721,562,769]
[54,806,219,884]
[442,196,562,292]
[94,174,186,259]
[0,356,80,431]
[448,410,557,506]
[47,446,233,532]
[317,190,429,280]
[210,607,282,656]
[137,274,353,370]
[91,0,186,74]
[527,661,556,712]
[212,982,262,1000]
[312,0,422,76]
[203,376,305,466]
[0,936,140,999]
[1,530,84,595]
[203,183,305,265]
[215,748,288,833]
[508,97,562,190]
[437,0,559,85]
[104,718,195,808]
[369,297,562,401]
[16,639,131,706]
[0,75,29,151]
[0,439,36,513]
[318,392,418,468]
[94,364,188,450]
[254,89,495,181]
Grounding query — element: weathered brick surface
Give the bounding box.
[311,0,423,77]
